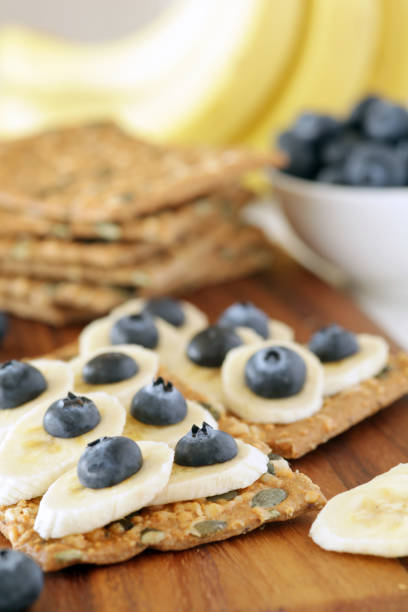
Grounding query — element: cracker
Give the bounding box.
[0,296,91,326]
[0,224,272,289]
[219,354,408,459]
[0,462,325,571]
[0,122,282,223]
[0,185,251,243]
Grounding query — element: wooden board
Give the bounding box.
[1,255,408,612]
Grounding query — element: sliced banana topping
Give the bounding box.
[310,464,408,558]
[321,334,389,396]
[222,340,324,424]
[268,319,294,342]
[0,359,73,442]
[0,392,126,506]
[34,441,174,540]
[151,440,267,505]
[71,345,159,408]
[124,399,218,448]
[112,297,208,341]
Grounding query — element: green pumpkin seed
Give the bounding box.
[251,488,287,508]
[267,461,275,475]
[375,365,393,379]
[206,490,238,502]
[95,222,122,241]
[269,510,281,519]
[268,452,283,461]
[54,549,83,563]
[191,520,227,537]
[141,528,165,545]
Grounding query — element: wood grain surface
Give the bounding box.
[1,255,407,612]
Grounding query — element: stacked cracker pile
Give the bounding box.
[0,122,280,325]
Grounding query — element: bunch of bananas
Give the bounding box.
[0,0,407,149]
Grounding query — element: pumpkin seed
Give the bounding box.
[54,549,83,563]
[251,488,287,508]
[375,365,393,379]
[269,510,281,519]
[267,461,275,475]
[95,222,122,241]
[141,528,165,545]
[191,520,227,537]
[206,490,238,502]
[268,452,283,461]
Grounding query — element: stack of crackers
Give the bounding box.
[0,123,280,325]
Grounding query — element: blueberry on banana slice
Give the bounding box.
[218,301,269,339]
[43,391,101,438]
[245,346,306,398]
[0,360,47,409]
[110,312,159,349]
[82,352,139,384]
[77,436,143,489]
[175,422,238,467]
[131,377,187,425]
[143,297,185,328]
[309,324,359,363]
[0,549,43,612]
[187,325,243,368]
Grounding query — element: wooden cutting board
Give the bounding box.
[1,254,408,612]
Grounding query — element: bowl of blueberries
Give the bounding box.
[272,95,408,297]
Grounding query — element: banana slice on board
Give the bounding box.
[34,441,174,539]
[322,334,388,396]
[0,392,125,506]
[0,359,73,442]
[310,464,408,557]
[152,440,267,505]
[123,399,218,448]
[71,345,159,409]
[222,340,324,424]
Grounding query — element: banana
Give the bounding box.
[221,340,324,424]
[34,441,174,540]
[0,359,73,442]
[111,298,208,343]
[152,440,267,505]
[0,392,125,506]
[244,0,380,150]
[168,327,261,415]
[310,463,408,557]
[79,315,181,370]
[321,334,388,396]
[123,399,217,448]
[71,345,159,408]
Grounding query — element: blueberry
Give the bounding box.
[277,131,319,179]
[291,112,342,143]
[82,352,139,384]
[245,346,306,399]
[110,313,159,349]
[308,324,359,362]
[0,549,43,612]
[143,297,185,328]
[363,99,408,142]
[343,143,407,186]
[0,360,47,410]
[396,140,408,176]
[43,392,101,438]
[77,436,143,489]
[320,131,358,166]
[316,165,344,184]
[186,325,243,368]
[130,377,187,425]
[0,312,8,344]
[347,95,379,129]
[174,422,238,467]
[217,301,269,339]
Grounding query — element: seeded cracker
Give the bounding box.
[0,122,283,223]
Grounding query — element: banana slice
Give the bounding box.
[168,327,261,415]
[71,345,159,409]
[310,464,408,557]
[0,359,73,442]
[152,439,267,505]
[222,340,324,424]
[35,441,174,539]
[321,334,389,396]
[123,399,218,448]
[268,319,294,342]
[0,392,125,506]
[111,298,208,342]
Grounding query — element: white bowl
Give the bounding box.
[272,171,408,298]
